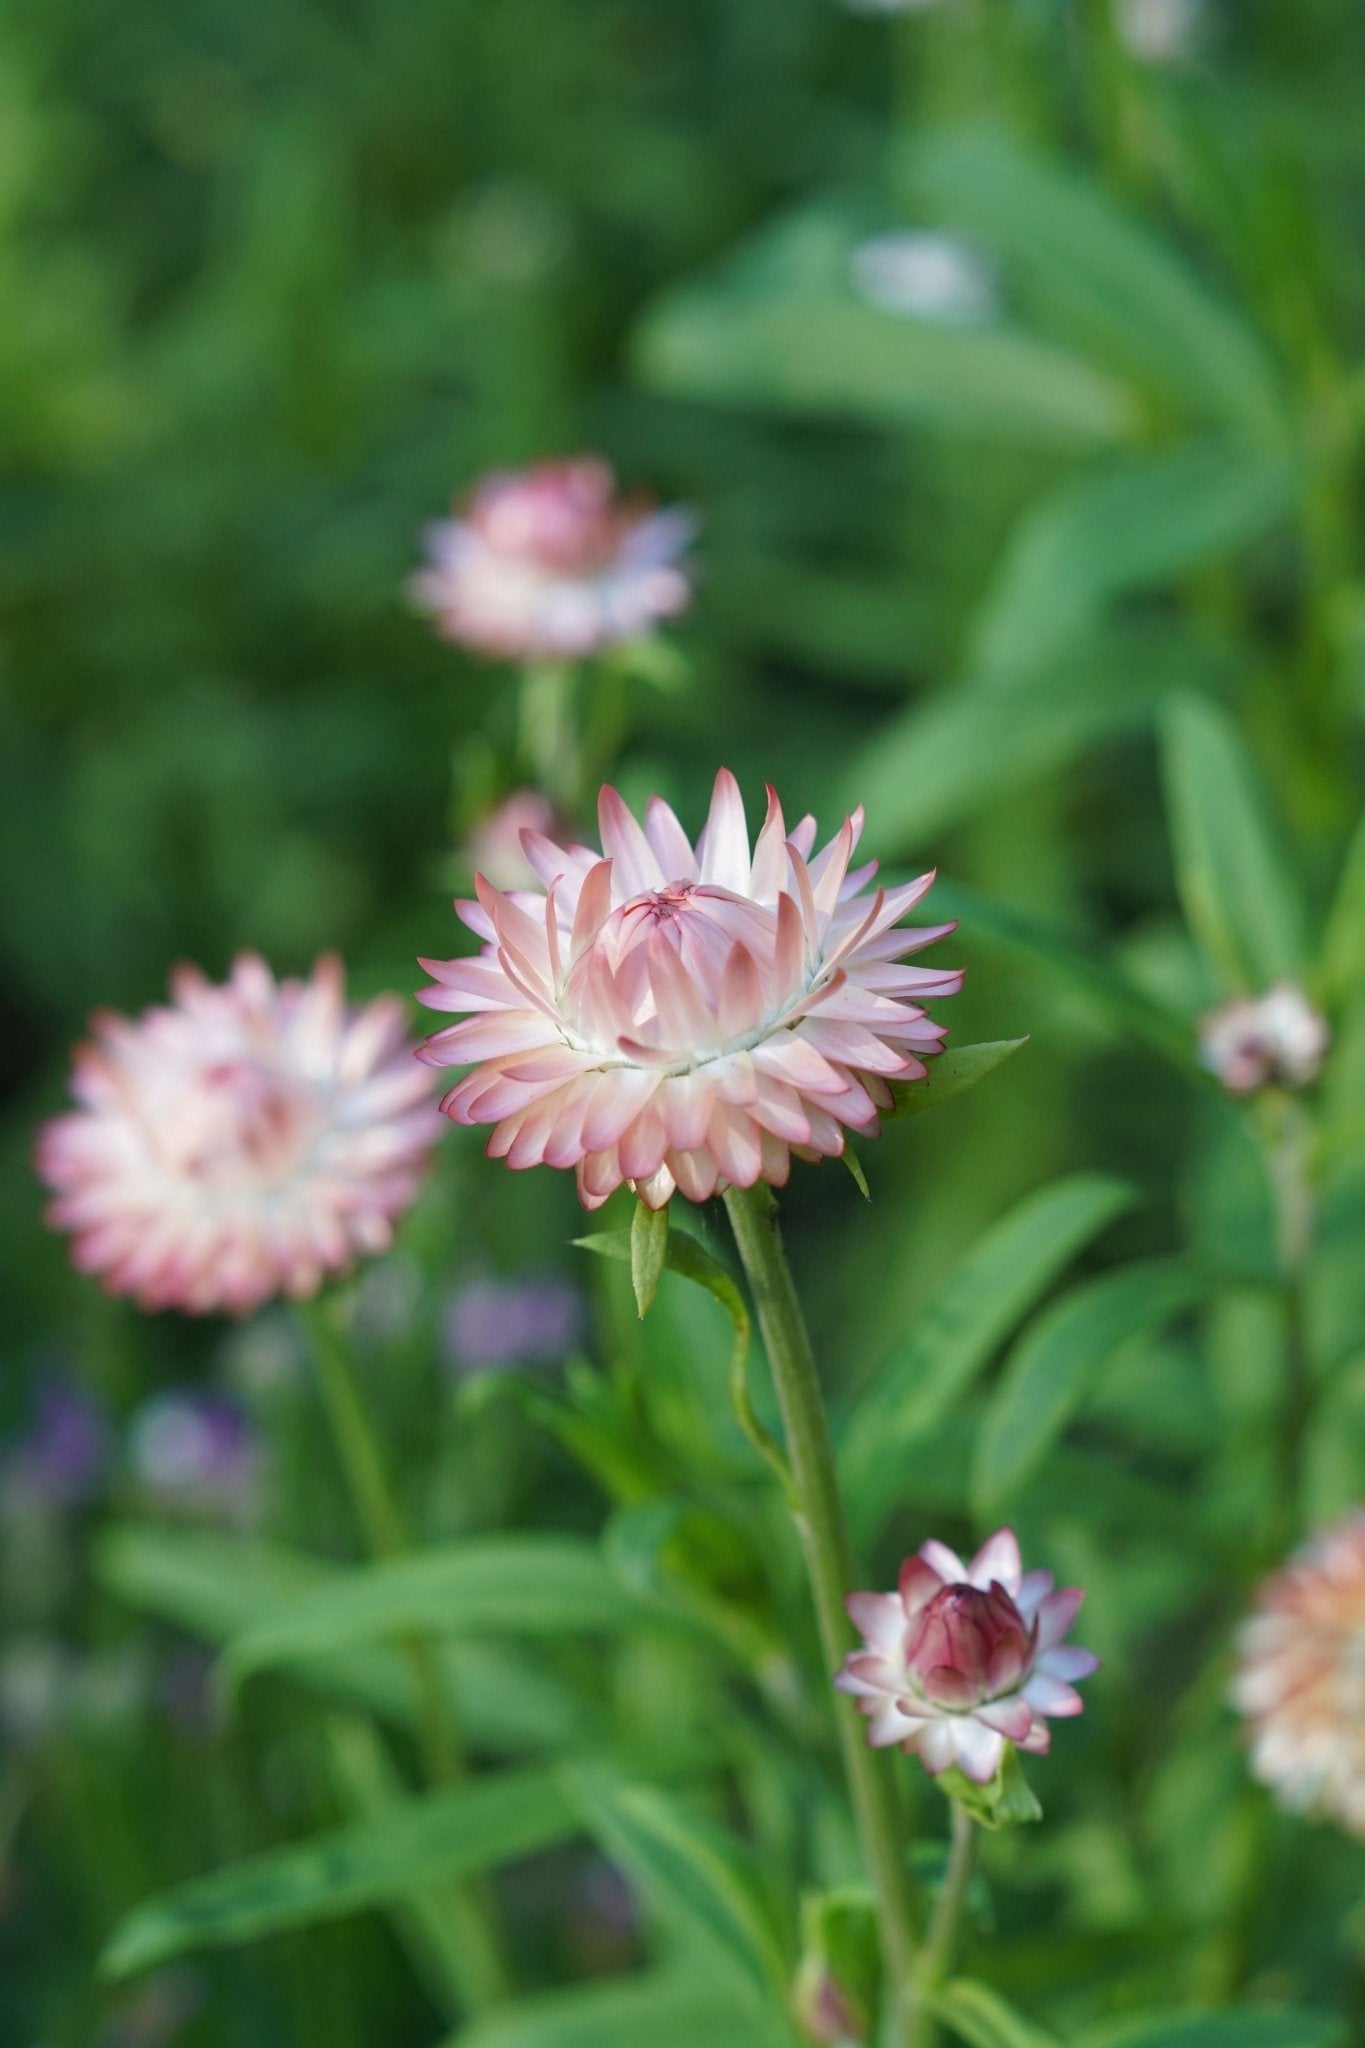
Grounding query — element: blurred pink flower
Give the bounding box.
[411,457,693,660]
[418,769,960,1210]
[1233,1508,1365,1835]
[465,790,562,892]
[38,955,438,1315]
[1199,981,1328,1095]
[836,1529,1098,1784]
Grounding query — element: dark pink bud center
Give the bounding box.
[904,1583,1035,1711]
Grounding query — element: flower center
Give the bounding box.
[155,1060,319,1189]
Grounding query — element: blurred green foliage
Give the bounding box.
[4,1,1365,2045]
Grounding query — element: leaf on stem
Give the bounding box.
[887,1040,1027,1122]
[631,1197,670,1318]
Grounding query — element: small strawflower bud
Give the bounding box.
[1233,1509,1365,1836]
[1199,981,1329,1096]
[836,1528,1098,1784]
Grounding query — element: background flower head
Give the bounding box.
[837,1528,1098,1784]
[1199,982,1329,1095]
[410,457,693,661]
[1233,1508,1365,1835]
[418,768,960,1210]
[38,954,439,1316]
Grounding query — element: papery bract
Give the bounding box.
[411,457,693,661]
[1234,1508,1365,1836]
[37,955,439,1316]
[418,769,961,1211]
[836,1528,1098,1784]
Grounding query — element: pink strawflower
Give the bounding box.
[417,769,960,1211]
[465,790,562,892]
[836,1529,1099,1784]
[37,955,439,1316]
[410,457,693,661]
[1199,981,1329,1096]
[1233,1509,1365,1835]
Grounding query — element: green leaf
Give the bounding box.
[446,1970,793,2048]
[571,1770,790,2001]
[101,1766,579,1980]
[938,1749,1042,1831]
[632,205,1137,449]
[223,1537,640,1695]
[1321,806,1365,1007]
[96,1526,587,1753]
[926,880,1203,1075]
[1075,2011,1346,2048]
[841,1175,1136,1545]
[888,1040,1027,1122]
[1161,693,1307,994]
[905,127,1287,448]
[969,445,1296,685]
[927,1977,1062,2048]
[971,1258,1202,1517]
[630,1198,670,1317]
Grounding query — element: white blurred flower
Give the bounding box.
[1116,0,1205,64]
[1199,983,1329,1096]
[850,232,997,326]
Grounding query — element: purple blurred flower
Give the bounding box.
[2,1379,110,1512]
[444,1272,583,1374]
[127,1390,260,1519]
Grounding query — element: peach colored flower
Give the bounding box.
[1233,1509,1365,1835]
[836,1529,1098,1784]
[1199,981,1328,1095]
[418,769,960,1210]
[38,955,438,1315]
[411,457,693,660]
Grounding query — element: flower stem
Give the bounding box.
[518,660,580,812]
[1259,1095,1317,1547]
[300,1297,511,2014]
[910,1803,976,2046]
[722,1183,919,2036]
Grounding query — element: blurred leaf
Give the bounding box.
[102,1766,579,1980]
[841,1174,1136,1545]
[971,1259,1202,1517]
[841,624,1221,851]
[927,1978,1062,2048]
[634,207,1137,448]
[571,1769,790,2001]
[1321,806,1365,1007]
[1161,693,1308,992]
[888,1040,1028,1122]
[927,881,1203,1075]
[631,1198,670,1317]
[445,1970,793,2048]
[969,445,1296,684]
[1076,2011,1346,2048]
[939,1748,1042,1831]
[98,1525,590,1752]
[224,1537,642,1693]
[906,127,1288,447]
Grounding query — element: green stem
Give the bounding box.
[910,1804,976,2047]
[300,1299,511,2013]
[1259,1097,1316,1545]
[518,660,579,812]
[722,1184,919,2039]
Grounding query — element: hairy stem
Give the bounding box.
[722,1184,919,2038]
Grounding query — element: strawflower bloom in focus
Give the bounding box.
[1233,1508,1365,1835]
[410,457,693,661]
[38,955,438,1316]
[836,1529,1098,1784]
[1199,982,1329,1096]
[418,769,961,1210]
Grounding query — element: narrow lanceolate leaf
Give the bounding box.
[445,1970,795,2048]
[925,881,1202,1076]
[1074,2009,1347,2048]
[971,1258,1202,1517]
[631,1197,670,1318]
[841,1175,1136,1546]
[223,1537,638,1693]
[1320,806,1365,1007]
[1161,693,1307,995]
[927,1977,1063,2048]
[888,1040,1027,1122]
[101,1766,580,1981]
[570,1769,790,2002]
